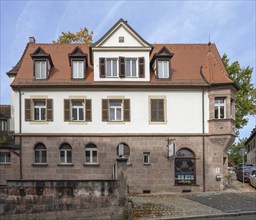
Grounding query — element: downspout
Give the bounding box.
[202,87,206,192]
[19,87,23,179]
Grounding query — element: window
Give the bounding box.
[0,120,7,131]
[106,58,118,77]
[34,100,46,121]
[25,99,53,122]
[59,144,72,164]
[72,60,84,79]
[109,100,122,121]
[72,100,84,121]
[158,60,169,78]
[102,99,130,122]
[150,98,165,122]
[215,98,226,119]
[125,58,137,77]
[34,143,47,163]
[143,152,150,165]
[0,152,11,164]
[175,148,195,185]
[64,99,91,122]
[35,61,47,79]
[117,143,130,163]
[85,143,98,164]
[231,98,235,118]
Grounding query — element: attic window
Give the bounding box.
[68,46,87,79]
[152,46,174,79]
[119,36,124,43]
[30,47,53,80]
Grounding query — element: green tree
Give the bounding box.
[222,54,256,131]
[228,138,247,165]
[53,27,93,45]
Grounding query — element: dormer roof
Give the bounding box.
[30,46,54,66]
[68,46,88,66]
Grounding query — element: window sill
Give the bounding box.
[30,121,49,124]
[143,163,151,166]
[83,163,100,167]
[0,162,11,165]
[32,163,48,167]
[127,163,132,167]
[107,121,126,124]
[174,184,199,186]
[149,121,167,125]
[57,163,74,167]
[68,121,88,125]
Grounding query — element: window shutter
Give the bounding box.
[102,99,108,121]
[139,57,145,78]
[119,56,125,78]
[123,99,130,122]
[85,99,92,122]
[47,99,53,121]
[64,99,70,121]
[151,99,164,122]
[99,58,105,78]
[25,99,31,121]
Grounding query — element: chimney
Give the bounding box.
[29,37,36,43]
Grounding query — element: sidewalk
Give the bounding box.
[129,179,256,220]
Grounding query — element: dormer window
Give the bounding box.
[31,47,53,80]
[72,60,84,79]
[35,61,47,79]
[68,46,87,79]
[151,46,174,79]
[158,60,169,78]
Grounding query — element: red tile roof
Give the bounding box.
[8,42,235,88]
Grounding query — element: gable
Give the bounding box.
[92,18,152,49]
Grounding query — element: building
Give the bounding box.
[245,128,256,166]
[3,19,237,192]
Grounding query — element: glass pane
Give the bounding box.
[110,100,121,107]
[158,61,163,78]
[125,60,130,76]
[41,62,46,78]
[113,60,117,76]
[215,106,219,119]
[42,151,47,163]
[85,150,90,163]
[220,106,224,118]
[110,108,115,121]
[34,108,39,120]
[176,149,194,157]
[92,150,97,163]
[0,153,5,162]
[41,108,46,120]
[60,151,65,163]
[116,108,122,120]
[35,62,40,78]
[73,62,78,78]
[35,151,40,163]
[132,60,136,76]
[106,60,111,76]
[79,108,84,120]
[72,108,77,120]
[67,151,72,163]
[6,153,10,163]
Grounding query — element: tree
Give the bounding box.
[53,27,93,45]
[222,54,256,131]
[228,138,247,166]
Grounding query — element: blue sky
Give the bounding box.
[0,0,255,139]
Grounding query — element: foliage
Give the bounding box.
[53,27,93,45]
[228,138,247,165]
[222,54,256,131]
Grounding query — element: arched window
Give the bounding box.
[85,143,98,164]
[175,148,195,185]
[59,143,72,164]
[34,143,47,163]
[117,143,130,163]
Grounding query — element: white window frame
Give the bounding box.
[71,100,85,121]
[34,144,47,164]
[72,60,84,79]
[0,152,11,164]
[85,144,98,164]
[214,97,226,119]
[125,58,137,77]
[59,145,72,164]
[117,143,130,163]
[106,58,118,77]
[158,60,169,78]
[33,100,46,121]
[35,60,47,79]
[109,100,123,121]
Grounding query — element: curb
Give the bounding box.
[146,211,256,220]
